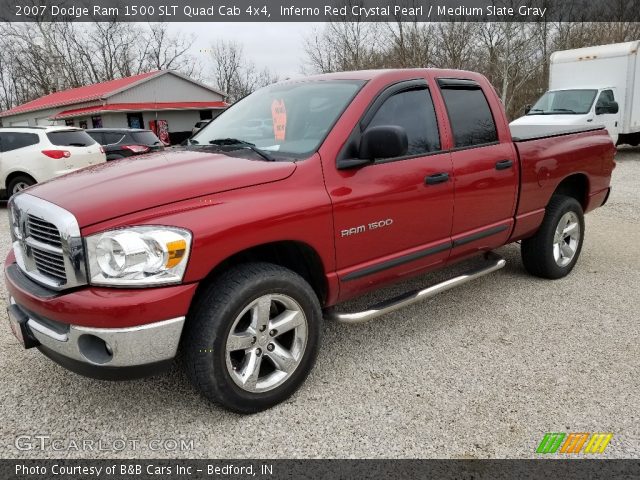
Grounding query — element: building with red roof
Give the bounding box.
[0,70,228,144]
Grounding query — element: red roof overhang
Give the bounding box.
[52,101,229,119]
[0,71,161,117]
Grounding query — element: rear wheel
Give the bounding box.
[521,195,585,279]
[184,263,322,413]
[7,175,36,197]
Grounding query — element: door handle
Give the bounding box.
[495,159,513,170]
[425,172,449,185]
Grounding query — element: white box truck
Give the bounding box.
[511,40,640,146]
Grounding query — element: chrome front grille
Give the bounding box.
[31,245,67,281]
[9,193,87,291]
[27,215,63,248]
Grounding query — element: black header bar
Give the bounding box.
[3,459,640,479]
[1,0,639,22]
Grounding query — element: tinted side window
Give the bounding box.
[440,87,498,148]
[46,130,95,147]
[368,89,441,156]
[0,132,39,152]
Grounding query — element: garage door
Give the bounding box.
[9,120,29,126]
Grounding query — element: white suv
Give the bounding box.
[0,126,106,197]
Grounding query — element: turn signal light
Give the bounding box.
[122,145,150,153]
[165,239,187,268]
[41,150,71,159]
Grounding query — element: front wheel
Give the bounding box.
[183,263,322,413]
[521,195,585,279]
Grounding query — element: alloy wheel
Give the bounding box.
[12,182,30,195]
[553,211,581,267]
[225,294,308,393]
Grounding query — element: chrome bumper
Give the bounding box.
[11,298,184,368]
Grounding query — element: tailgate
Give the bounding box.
[46,130,105,169]
[64,144,104,169]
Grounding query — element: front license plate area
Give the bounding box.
[7,304,38,349]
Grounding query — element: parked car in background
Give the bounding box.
[86,128,164,161]
[240,118,273,140]
[192,120,210,136]
[511,40,640,146]
[0,126,105,197]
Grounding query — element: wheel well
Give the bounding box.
[553,174,589,209]
[200,241,328,304]
[6,172,36,190]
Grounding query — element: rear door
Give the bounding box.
[0,131,40,182]
[325,80,454,299]
[46,129,104,168]
[435,78,518,260]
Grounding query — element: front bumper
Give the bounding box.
[10,298,184,379]
[5,261,195,380]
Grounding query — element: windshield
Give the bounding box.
[528,89,597,115]
[191,80,364,158]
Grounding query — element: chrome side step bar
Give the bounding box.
[325,252,506,324]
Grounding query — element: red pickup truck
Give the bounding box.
[5,69,614,413]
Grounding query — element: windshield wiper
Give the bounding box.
[551,108,577,113]
[209,138,275,162]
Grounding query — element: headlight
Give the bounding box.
[86,226,192,286]
[7,202,21,241]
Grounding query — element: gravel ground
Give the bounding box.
[0,149,639,459]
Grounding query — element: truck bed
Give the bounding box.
[511,125,614,242]
[510,124,606,142]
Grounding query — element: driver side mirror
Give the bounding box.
[337,125,409,170]
[596,101,619,115]
[360,125,408,160]
[524,104,532,115]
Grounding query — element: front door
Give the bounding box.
[594,89,619,143]
[324,81,454,300]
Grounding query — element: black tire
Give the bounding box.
[521,195,585,279]
[7,175,36,197]
[183,262,322,413]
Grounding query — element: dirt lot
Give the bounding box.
[0,148,638,459]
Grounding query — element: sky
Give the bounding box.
[174,22,323,80]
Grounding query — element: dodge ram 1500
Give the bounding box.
[4,69,615,413]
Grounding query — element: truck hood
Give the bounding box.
[27,148,297,227]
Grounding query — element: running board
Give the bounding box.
[325,252,506,324]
